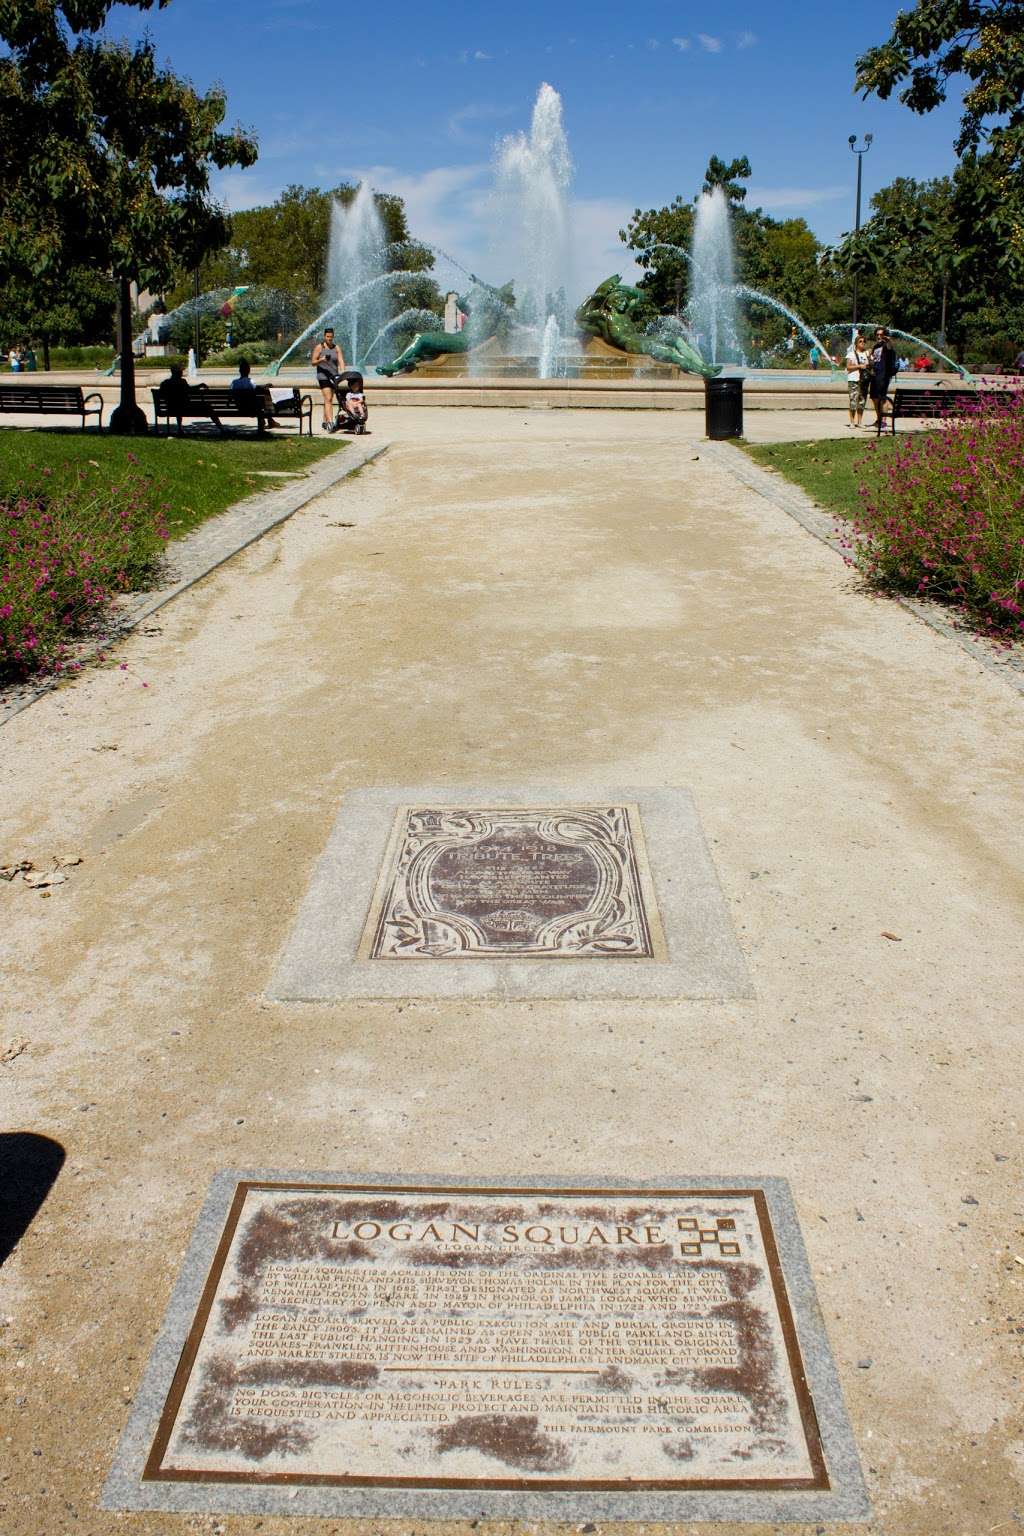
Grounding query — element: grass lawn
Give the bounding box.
[0,430,343,539]
[739,435,903,520]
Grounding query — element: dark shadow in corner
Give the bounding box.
[0,1132,66,1266]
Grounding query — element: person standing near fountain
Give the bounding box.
[868,327,898,432]
[312,326,344,431]
[845,332,870,428]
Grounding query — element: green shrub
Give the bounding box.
[202,342,280,368]
[0,457,169,679]
[850,390,1024,635]
[48,345,117,368]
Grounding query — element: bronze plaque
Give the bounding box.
[361,805,662,960]
[142,1182,829,1493]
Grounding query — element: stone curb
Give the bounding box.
[702,438,1024,701]
[0,437,389,728]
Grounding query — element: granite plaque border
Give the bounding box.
[103,1170,868,1523]
[267,786,753,1000]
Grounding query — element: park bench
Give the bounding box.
[0,382,104,430]
[264,386,314,435]
[151,384,313,437]
[884,384,1005,436]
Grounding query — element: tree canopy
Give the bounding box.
[855,0,1024,160]
[163,182,442,348]
[702,155,752,204]
[0,0,258,288]
[852,0,1024,359]
[621,154,847,331]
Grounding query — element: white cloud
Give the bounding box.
[447,102,515,143]
[211,170,292,212]
[349,163,491,277]
[737,30,757,49]
[671,36,691,51]
[697,33,722,52]
[569,198,642,298]
[474,49,492,61]
[646,38,660,50]
[747,184,848,210]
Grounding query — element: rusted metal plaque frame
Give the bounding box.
[359,804,665,961]
[103,1171,868,1523]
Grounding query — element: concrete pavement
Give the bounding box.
[1,407,1021,1535]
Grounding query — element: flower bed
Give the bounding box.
[850,391,1024,636]
[0,457,168,679]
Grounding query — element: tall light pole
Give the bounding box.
[848,133,873,325]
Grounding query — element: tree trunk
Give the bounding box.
[42,334,50,371]
[109,275,148,435]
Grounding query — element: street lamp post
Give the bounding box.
[192,267,201,363]
[848,133,873,326]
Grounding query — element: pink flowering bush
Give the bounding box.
[0,457,168,678]
[849,391,1024,636]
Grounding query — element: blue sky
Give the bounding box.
[106,0,966,294]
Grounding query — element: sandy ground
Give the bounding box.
[1,406,1022,1536]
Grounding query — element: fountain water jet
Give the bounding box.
[324,183,388,369]
[268,272,414,374]
[359,308,445,365]
[486,82,574,374]
[817,323,969,378]
[637,241,837,371]
[689,189,740,366]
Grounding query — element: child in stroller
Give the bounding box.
[328,369,369,434]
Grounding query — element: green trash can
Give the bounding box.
[704,376,743,439]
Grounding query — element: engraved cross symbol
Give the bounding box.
[677,1216,741,1257]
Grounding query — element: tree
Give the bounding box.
[826,177,959,340]
[621,154,848,337]
[0,266,116,365]
[702,155,752,204]
[163,182,441,357]
[855,0,1024,162]
[0,1,257,430]
[855,1,1024,342]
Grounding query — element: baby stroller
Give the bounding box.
[328,369,369,435]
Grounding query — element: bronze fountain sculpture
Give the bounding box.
[375,282,515,376]
[575,276,719,379]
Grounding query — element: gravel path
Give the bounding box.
[1,407,1021,1536]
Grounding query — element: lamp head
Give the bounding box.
[866,133,874,146]
[848,134,856,146]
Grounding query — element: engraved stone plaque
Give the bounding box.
[109,1175,867,1520]
[146,1182,825,1490]
[362,805,661,960]
[267,787,754,1001]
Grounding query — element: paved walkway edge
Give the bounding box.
[703,439,1024,700]
[0,438,390,728]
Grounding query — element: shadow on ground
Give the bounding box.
[0,1132,65,1266]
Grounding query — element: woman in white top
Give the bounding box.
[845,332,869,428]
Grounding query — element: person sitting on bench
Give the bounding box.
[230,357,279,429]
[157,364,196,436]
